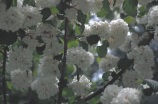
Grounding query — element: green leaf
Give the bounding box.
[97,8,108,17]
[79,41,88,51]
[102,0,110,12]
[36,44,46,55]
[12,0,17,7]
[41,8,51,21]
[102,72,111,81]
[56,1,67,14]
[96,40,109,58]
[143,88,153,96]
[141,94,158,104]
[6,0,13,9]
[18,29,26,39]
[66,65,74,75]
[6,81,12,90]
[87,35,100,45]
[50,6,59,14]
[123,0,138,17]
[0,30,17,45]
[68,39,79,49]
[143,79,158,92]
[0,53,3,62]
[62,88,74,97]
[44,19,57,27]
[23,0,35,7]
[54,53,63,61]
[124,16,134,24]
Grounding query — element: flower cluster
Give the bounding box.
[99,54,119,72]
[67,47,94,70]
[11,69,33,91]
[69,75,92,96]
[127,45,154,79]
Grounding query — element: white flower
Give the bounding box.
[82,24,92,37]
[36,23,58,43]
[108,19,129,49]
[67,47,94,70]
[22,5,42,28]
[111,88,143,104]
[90,0,103,13]
[99,54,119,72]
[43,41,63,56]
[122,71,140,88]
[31,76,59,100]
[119,35,131,52]
[1,7,24,32]
[7,46,33,72]
[148,6,158,25]
[100,85,123,104]
[65,8,77,20]
[109,0,124,9]
[22,30,39,50]
[136,15,148,24]
[35,0,60,8]
[38,56,60,77]
[77,0,91,14]
[69,75,92,96]
[11,69,33,91]
[90,20,110,39]
[138,0,153,6]
[127,46,154,73]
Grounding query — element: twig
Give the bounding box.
[2,47,7,104]
[58,17,69,104]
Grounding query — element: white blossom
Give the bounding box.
[22,5,42,29]
[119,35,131,52]
[90,20,110,39]
[90,0,103,13]
[138,0,153,6]
[69,75,92,96]
[100,85,123,104]
[1,7,24,32]
[77,0,91,14]
[111,88,143,104]
[43,41,63,56]
[148,6,158,25]
[36,23,58,43]
[7,46,33,72]
[22,30,39,50]
[108,19,129,49]
[99,54,119,72]
[136,15,148,24]
[11,69,33,91]
[65,8,77,20]
[31,76,59,100]
[109,0,124,9]
[67,47,94,70]
[127,46,154,73]
[122,71,140,88]
[38,56,60,77]
[35,0,60,8]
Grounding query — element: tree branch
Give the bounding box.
[2,47,7,104]
[84,33,154,101]
[58,17,69,104]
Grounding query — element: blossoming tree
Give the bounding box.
[0,0,158,104]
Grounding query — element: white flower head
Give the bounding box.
[11,69,33,91]
[65,8,77,20]
[100,85,123,104]
[111,88,143,104]
[31,76,59,100]
[99,54,119,72]
[69,75,92,96]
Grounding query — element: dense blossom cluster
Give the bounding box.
[1,0,158,103]
[99,54,119,72]
[69,75,92,96]
[67,47,94,70]
[11,69,33,91]
[127,45,154,79]
[31,76,59,99]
